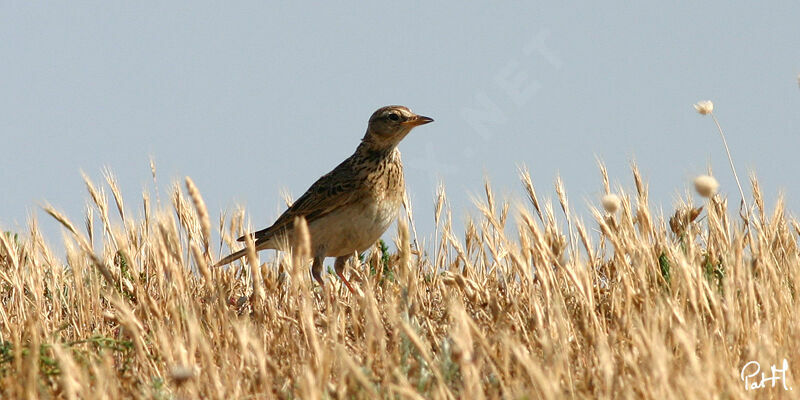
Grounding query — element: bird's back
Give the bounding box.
[240,145,405,252]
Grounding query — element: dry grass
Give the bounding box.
[1,163,798,399]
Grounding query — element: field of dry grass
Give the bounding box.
[1,159,798,399]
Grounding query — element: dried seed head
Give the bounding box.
[601,194,621,214]
[669,206,703,236]
[102,310,116,322]
[694,100,714,115]
[694,175,719,198]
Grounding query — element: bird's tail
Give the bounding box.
[213,248,249,268]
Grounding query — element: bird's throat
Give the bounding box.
[356,140,396,164]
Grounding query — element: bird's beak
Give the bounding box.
[404,115,434,127]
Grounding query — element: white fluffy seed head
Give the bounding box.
[169,365,194,384]
[601,194,621,214]
[694,175,719,198]
[694,100,714,115]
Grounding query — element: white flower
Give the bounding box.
[693,100,714,115]
[694,175,719,198]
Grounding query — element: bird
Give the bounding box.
[214,105,433,292]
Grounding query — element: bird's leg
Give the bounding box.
[311,255,325,287]
[334,255,357,294]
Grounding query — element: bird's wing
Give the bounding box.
[238,157,361,243]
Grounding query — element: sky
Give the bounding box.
[1,2,799,257]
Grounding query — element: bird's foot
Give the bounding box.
[336,271,357,294]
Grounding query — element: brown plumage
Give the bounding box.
[214,105,433,291]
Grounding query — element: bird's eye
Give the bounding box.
[387,113,400,122]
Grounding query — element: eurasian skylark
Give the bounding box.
[215,105,433,291]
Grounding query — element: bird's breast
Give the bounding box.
[367,149,405,201]
[305,148,405,256]
[308,195,401,257]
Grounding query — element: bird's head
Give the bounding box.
[362,105,433,148]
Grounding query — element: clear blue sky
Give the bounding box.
[2,2,799,252]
